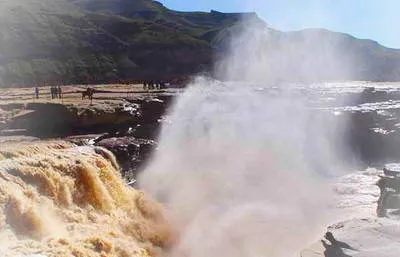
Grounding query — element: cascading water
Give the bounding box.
[0,141,172,257]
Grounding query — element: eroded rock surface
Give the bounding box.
[376,163,400,218]
[95,137,157,182]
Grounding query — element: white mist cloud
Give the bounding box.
[139,5,354,257]
[140,78,342,257]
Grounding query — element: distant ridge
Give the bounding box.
[0,0,400,87]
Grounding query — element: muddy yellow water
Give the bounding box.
[0,141,171,257]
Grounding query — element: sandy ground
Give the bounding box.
[0,84,167,106]
[0,84,176,126]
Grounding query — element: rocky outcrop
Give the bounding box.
[301,163,399,257]
[126,96,174,139]
[4,101,140,137]
[2,95,173,138]
[301,219,400,257]
[329,87,400,167]
[95,137,157,182]
[1,94,174,180]
[90,96,174,180]
[377,163,400,217]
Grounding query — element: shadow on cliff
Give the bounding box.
[322,232,357,257]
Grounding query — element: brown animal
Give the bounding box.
[82,88,95,100]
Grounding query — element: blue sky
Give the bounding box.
[159,0,400,49]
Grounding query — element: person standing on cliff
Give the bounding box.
[57,86,62,99]
[50,86,55,99]
[35,87,39,99]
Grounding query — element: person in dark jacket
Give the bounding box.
[57,86,62,99]
[35,87,39,99]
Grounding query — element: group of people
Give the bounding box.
[33,80,169,101]
[143,80,167,90]
[50,86,62,99]
[33,86,62,99]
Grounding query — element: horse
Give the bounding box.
[82,88,95,100]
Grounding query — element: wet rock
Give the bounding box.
[126,96,174,139]
[377,163,400,217]
[339,88,400,166]
[358,87,390,104]
[384,163,400,177]
[95,137,157,181]
[65,134,104,146]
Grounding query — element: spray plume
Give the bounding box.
[140,17,353,257]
